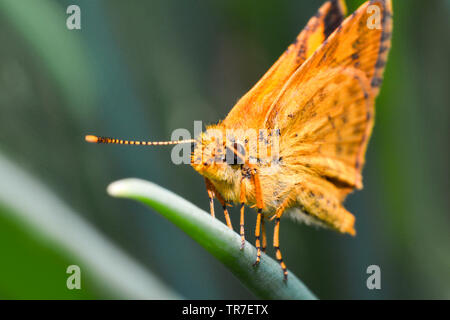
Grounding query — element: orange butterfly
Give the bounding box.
[86,0,393,280]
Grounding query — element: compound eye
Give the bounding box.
[225,142,245,165]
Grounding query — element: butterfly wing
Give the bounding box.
[265,0,392,195]
[222,0,347,129]
[278,67,374,193]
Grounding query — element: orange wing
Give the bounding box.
[222,0,347,129]
[266,0,392,193]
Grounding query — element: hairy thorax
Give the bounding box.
[191,125,290,214]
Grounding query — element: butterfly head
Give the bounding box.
[191,126,245,184]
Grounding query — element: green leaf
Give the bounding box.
[108,178,317,300]
[0,153,180,299]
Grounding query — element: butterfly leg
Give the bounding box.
[250,167,265,266]
[205,178,215,218]
[217,195,233,231]
[274,212,288,281]
[204,177,233,230]
[253,209,262,266]
[239,177,246,250]
[261,216,267,253]
[270,197,291,280]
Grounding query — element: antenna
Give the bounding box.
[85,135,196,146]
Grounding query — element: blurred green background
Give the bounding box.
[0,0,449,299]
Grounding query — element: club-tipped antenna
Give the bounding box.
[85,134,196,146]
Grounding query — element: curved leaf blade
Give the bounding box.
[108,178,317,300]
